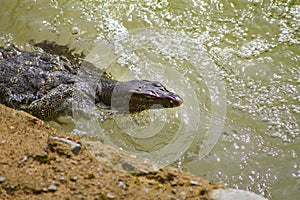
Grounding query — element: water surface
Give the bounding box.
[1,1,299,199]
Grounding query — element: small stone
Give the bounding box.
[71,176,78,182]
[148,180,156,185]
[59,176,65,182]
[0,177,6,183]
[48,184,57,191]
[138,169,149,174]
[21,155,28,163]
[106,192,116,199]
[97,182,101,187]
[70,186,77,191]
[71,160,77,165]
[9,185,16,190]
[71,144,81,155]
[118,181,126,188]
[190,180,200,186]
[122,162,135,171]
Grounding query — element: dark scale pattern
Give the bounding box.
[0,45,76,110]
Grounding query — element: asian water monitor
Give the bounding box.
[0,41,183,121]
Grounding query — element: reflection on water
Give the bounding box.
[1,1,299,199]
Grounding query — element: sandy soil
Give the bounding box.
[0,104,223,199]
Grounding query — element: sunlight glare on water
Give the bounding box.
[0,0,299,199]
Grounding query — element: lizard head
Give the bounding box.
[100,80,183,113]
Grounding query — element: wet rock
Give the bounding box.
[211,189,268,200]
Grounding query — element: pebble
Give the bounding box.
[190,180,200,186]
[48,184,57,191]
[71,176,78,182]
[106,192,116,199]
[70,186,77,191]
[138,169,149,175]
[121,162,135,171]
[97,182,101,188]
[19,155,30,164]
[118,181,126,188]
[71,144,81,155]
[0,177,6,183]
[59,176,65,182]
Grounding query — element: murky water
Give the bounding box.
[1,0,299,199]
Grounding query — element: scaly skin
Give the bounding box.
[0,41,183,121]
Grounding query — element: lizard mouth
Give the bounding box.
[127,91,183,113]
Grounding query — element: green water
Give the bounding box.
[1,1,299,199]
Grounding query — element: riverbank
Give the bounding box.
[0,104,224,199]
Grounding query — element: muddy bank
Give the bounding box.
[0,104,224,199]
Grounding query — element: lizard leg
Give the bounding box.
[27,84,74,121]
